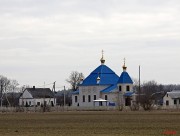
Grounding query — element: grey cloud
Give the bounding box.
[0,0,180,86]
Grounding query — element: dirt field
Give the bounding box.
[0,111,179,136]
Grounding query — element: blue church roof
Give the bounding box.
[117,71,133,84]
[81,65,119,86]
[100,84,117,93]
[72,90,79,95]
[124,92,134,96]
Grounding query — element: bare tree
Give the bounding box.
[66,71,84,91]
[0,75,10,107]
[4,80,19,107]
[132,78,139,93]
[56,89,72,106]
[139,80,159,110]
[9,80,19,92]
[19,85,31,93]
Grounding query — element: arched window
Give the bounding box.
[105,95,108,100]
[75,96,78,103]
[83,95,85,102]
[126,86,130,91]
[119,86,122,91]
[88,95,91,102]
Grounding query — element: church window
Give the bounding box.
[126,86,130,91]
[94,95,96,100]
[83,95,85,102]
[88,95,91,102]
[167,94,168,97]
[75,96,78,103]
[119,86,122,91]
[105,95,108,100]
[174,99,177,105]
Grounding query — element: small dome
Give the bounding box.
[118,59,133,84]
[97,76,100,81]
[118,71,133,84]
[100,57,105,65]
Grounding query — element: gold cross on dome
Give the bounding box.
[124,58,126,66]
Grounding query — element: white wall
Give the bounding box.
[163,94,180,109]
[20,90,33,99]
[101,92,118,106]
[19,90,56,106]
[78,85,108,107]
[72,82,137,108]
[19,98,56,106]
[117,83,133,93]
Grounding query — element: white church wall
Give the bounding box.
[118,84,133,93]
[78,85,109,107]
[72,95,79,106]
[101,92,118,106]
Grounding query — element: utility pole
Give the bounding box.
[53,81,56,106]
[64,86,66,111]
[138,65,141,104]
[0,81,3,109]
[43,82,45,112]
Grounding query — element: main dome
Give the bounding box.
[81,65,119,86]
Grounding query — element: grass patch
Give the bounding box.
[0,111,179,136]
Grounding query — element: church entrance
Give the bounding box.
[125,97,131,106]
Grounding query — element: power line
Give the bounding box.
[37,82,54,88]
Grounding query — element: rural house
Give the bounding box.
[163,90,180,109]
[72,52,136,108]
[19,86,56,107]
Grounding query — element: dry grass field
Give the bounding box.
[0,111,179,136]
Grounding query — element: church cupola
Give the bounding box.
[97,73,101,84]
[122,58,127,72]
[117,58,133,85]
[80,77,84,84]
[100,50,105,65]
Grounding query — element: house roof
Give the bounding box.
[167,90,180,99]
[81,65,119,86]
[26,88,54,98]
[117,71,133,84]
[72,90,79,95]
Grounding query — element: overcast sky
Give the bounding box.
[0,0,180,89]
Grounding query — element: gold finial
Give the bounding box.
[122,58,127,71]
[80,77,84,84]
[80,77,84,81]
[100,50,105,65]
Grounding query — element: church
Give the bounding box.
[72,52,136,108]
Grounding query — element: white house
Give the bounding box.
[19,86,56,107]
[72,52,136,108]
[163,90,180,109]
